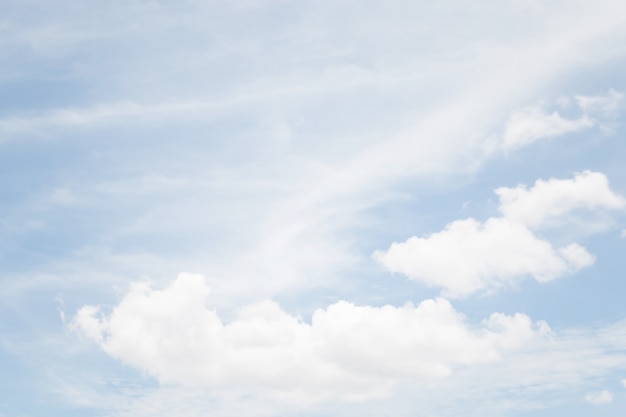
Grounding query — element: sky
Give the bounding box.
[1,0,626,416]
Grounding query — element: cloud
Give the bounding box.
[70,273,544,405]
[373,218,593,298]
[425,320,626,415]
[5,1,626,415]
[0,99,247,136]
[64,306,626,417]
[373,171,622,297]
[2,0,624,311]
[73,305,105,343]
[622,378,626,388]
[502,106,593,151]
[496,170,626,229]
[501,90,624,150]
[585,390,613,405]
[576,89,624,120]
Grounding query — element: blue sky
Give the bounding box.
[1,1,626,416]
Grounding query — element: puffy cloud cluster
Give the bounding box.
[375,171,624,297]
[71,273,545,404]
[374,218,593,298]
[496,170,625,229]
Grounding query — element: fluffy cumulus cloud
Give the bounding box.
[584,390,613,405]
[66,294,626,417]
[375,171,624,297]
[496,170,626,229]
[374,218,593,298]
[70,273,545,405]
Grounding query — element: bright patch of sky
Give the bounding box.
[1,1,626,416]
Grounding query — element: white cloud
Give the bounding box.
[501,89,624,151]
[373,218,593,298]
[71,273,544,405]
[621,378,626,388]
[576,89,624,119]
[502,106,593,150]
[496,170,626,229]
[374,171,625,297]
[64,309,626,417]
[585,390,613,405]
[72,305,105,343]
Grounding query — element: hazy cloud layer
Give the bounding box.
[585,390,614,405]
[3,1,626,416]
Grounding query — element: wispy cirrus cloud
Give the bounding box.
[501,90,623,151]
[502,107,593,150]
[585,390,613,405]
